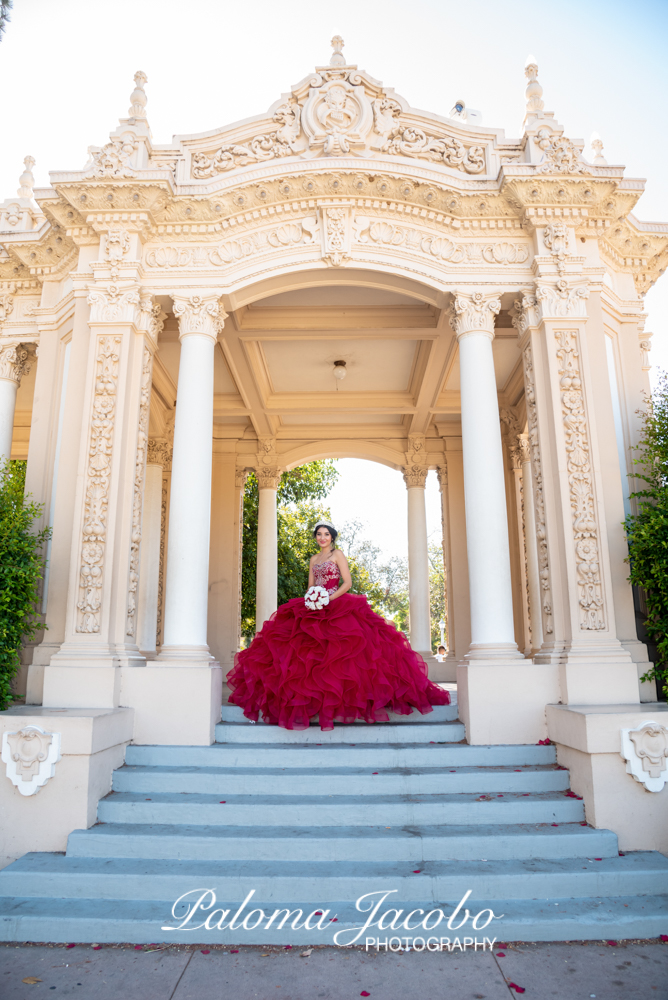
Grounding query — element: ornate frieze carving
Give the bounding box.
[521,342,553,636]
[189,38,487,178]
[554,329,605,631]
[145,219,319,269]
[76,335,122,633]
[512,291,540,336]
[403,433,428,488]
[499,407,522,469]
[621,722,668,792]
[321,205,351,266]
[173,295,225,340]
[126,346,153,637]
[235,468,250,490]
[354,217,530,266]
[448,290,501,338]
[0,343,33,384]
[535,130,591,175]
[0,293,14,324]
[536,279,589,318]
[104,228,131,263]
[542,222,571,274]
[87,283,140,324]
[640,333,652,372]
[2,725,62,796]
[86,136,138,178]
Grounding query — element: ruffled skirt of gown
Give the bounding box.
[226,593,450,731]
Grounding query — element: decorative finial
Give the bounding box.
[524,55,544,119]
[330,35,345,66]
[128,70,148,119]
[17,156,35,199]
[590,132,608,166]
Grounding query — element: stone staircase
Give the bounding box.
[1,699,667,945]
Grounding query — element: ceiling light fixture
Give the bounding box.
[333,360,347,381]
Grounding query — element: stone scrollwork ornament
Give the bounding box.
[2,726,62,796]
[621,721,668,792]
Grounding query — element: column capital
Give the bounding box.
[436,461,448,491]
[518,431,531,465]
[256,468,282,490]
[448,290,501,339]
[172,293,227,342]
[0,342,34,385]
[403,466,428,489]
[147,437,172,469]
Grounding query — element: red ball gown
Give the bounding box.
[226,559,450,731]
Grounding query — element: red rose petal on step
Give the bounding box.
[551,823,559,827]
[514,769,522,772]
[92,945,101,950]
[496,951,506,957]
[594,858,602,861]
[497,794,503,797]
[607,940,618,946]
[315,911,323,916]
[66,943,76,949]
[330,918,338,922]
[580,821,587,826]
[201,949,210,954]
[361,993,371,997]
[230,949,239,953]
[134,945,143,950]
[284,945,292,949]
[219,801,226,804]
[522,793,530,796]
[372,772,378,775]
[413,870,422,874]
[429,741,436,744]
[660,934,668,942]
[508,985,525,994]
[497,942,508,947]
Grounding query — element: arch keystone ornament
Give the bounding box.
[621,722,668,792]
[2,726,62,796]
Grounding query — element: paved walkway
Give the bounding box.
[1,940,667,999]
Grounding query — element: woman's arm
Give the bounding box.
[328,550,352,601]
[308,556,315,589]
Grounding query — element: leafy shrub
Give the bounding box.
[0,460,51,710]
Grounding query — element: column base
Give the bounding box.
[465,642,525,661]
[119,663,222,745]
[457,660,560,745]
[157,644,214,668]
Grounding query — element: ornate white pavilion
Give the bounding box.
[1,39,667,868]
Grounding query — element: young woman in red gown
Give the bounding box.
[226,520,450,731]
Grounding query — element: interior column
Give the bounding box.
[518,431,543,654]
[0,343,31,462]
[159,294,222,664]
[136,454,164,657]
[405,469,432,654]
[255,470,280,631]
[450,290,522,660]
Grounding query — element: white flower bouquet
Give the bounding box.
[304,585,330,610]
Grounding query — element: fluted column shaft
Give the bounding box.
[519,432,543,653]
[255,471,280,631]
[450,291,521,659]
[136,459,164,655]
[405,472,432,651]
[160,295,223,661]
[0,344,32,462]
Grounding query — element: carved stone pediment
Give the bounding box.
[2,725,62,796]
[621,721,668,792]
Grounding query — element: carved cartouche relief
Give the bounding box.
[2,726,62,796]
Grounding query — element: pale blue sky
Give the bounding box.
[1,0,666,559]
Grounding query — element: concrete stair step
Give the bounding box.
[1,893,665,944]
[96,790,585,828]
[214,721,466,744]
[125,743,557,769]
[220,703,460,724]
[66,822,616,861]
[112,764,570,797]
[3,852,666,902]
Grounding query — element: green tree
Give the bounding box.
[0,460,51,710]
[625,371,668,698]
[428,541,447,650]
[0,1,12,42]
[241,461,339,637]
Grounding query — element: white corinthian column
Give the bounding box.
[159,294,224,665]
[404,465,432,654]
[0,343,33,462]
[450,291,522,660]
[255,468,280,631]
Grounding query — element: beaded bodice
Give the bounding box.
[313,559,340,593]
